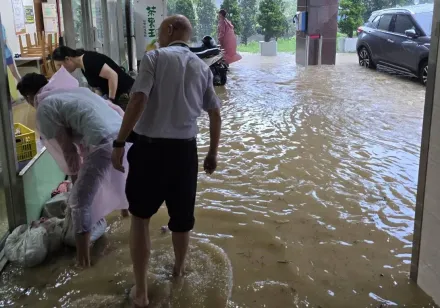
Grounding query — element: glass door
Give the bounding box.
[91,0,105,53]
[0,17,14,247]
[0,16,27,251]
[0,161,8,244]
[72,0,84,48]
[93,0,127,65]
[0,21,10,245]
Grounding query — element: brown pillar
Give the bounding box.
[296,0,338,66]
[33,0,44,33]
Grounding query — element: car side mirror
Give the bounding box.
[405,29,418,38]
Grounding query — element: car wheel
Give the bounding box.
[358,47,375,69]
[419,61,428,86]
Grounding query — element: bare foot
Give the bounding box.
[130,285,149,307]
[121,209,129,218]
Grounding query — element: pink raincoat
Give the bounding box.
[34,67,129,233]
[218,18,242,65]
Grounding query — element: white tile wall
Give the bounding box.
[418,32,440,305]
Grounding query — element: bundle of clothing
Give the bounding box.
[4,185,106,267]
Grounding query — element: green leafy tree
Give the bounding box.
[283,0,297,37]
[167,0,177,15]
[239,0,257,45]
[175,0,198,40]
[360,0,430,22]
[257,0,288,42]
[338,0,365,37]
[361,0,390,21]
[221,0,242,35]
[73,0,82,47]
[195,0,217,37]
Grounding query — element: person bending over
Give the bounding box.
[111,15,222,307]
[52,46,134,108]
[17,68,130,267]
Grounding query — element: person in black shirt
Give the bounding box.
[52,46,134,106]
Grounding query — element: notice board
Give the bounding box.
[134,0,166,59]
[11,0,26,34]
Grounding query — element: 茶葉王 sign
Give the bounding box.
[134,0,167,59]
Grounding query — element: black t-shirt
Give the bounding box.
[81,51,134,97]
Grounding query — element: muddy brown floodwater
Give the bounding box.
[0,53,437,308]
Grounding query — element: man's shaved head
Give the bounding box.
[158,15,192,47]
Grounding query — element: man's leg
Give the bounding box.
[166,139,198,276]
[121,209,129,217]
[172,231,190,276]
[125,141,164,306]
[130,215,150,306]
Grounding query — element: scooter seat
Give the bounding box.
[193,48,220,59]
[189,46,205,53]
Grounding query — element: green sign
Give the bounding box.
[24,6,35,24]
[146,6,156,38]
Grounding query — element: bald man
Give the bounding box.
[112,15,222,307]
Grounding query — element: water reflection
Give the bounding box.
[0,54,437,307]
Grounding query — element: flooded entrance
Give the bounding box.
[0,54,437,307]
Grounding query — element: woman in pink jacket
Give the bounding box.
[217,9,242,65]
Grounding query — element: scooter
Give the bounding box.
[190,36,228,86]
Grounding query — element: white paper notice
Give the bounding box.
[42,3,59,33]
[11,0,26,34]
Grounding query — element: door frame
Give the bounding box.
[410,4,440,282]
[0,16,28,250]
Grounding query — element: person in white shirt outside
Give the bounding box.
[111,15,222,307]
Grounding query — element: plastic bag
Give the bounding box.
[42,192,69,219]
[51,180,72,198]
[4,217,66,267]
[5,224,48,267]
[40,218,64,254]
[62,207,107,247]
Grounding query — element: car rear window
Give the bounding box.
[413,11,433,35]
[377,14,393,31]
[393,15,415,35]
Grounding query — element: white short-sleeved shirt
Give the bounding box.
[131,43,221,139]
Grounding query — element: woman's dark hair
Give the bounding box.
[219,9,227,17]
[16,73,48,97]
[52,46,85,61]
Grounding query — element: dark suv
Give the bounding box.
[356,4,433,85]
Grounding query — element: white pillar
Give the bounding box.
[412,6,440,305]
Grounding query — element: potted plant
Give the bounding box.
[257,0,287,56]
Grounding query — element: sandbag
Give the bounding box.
[41,192,69,219]
[62,207,107,247]
[5,217,66,267]
[40,218,64,254]
[5,224,48,267]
